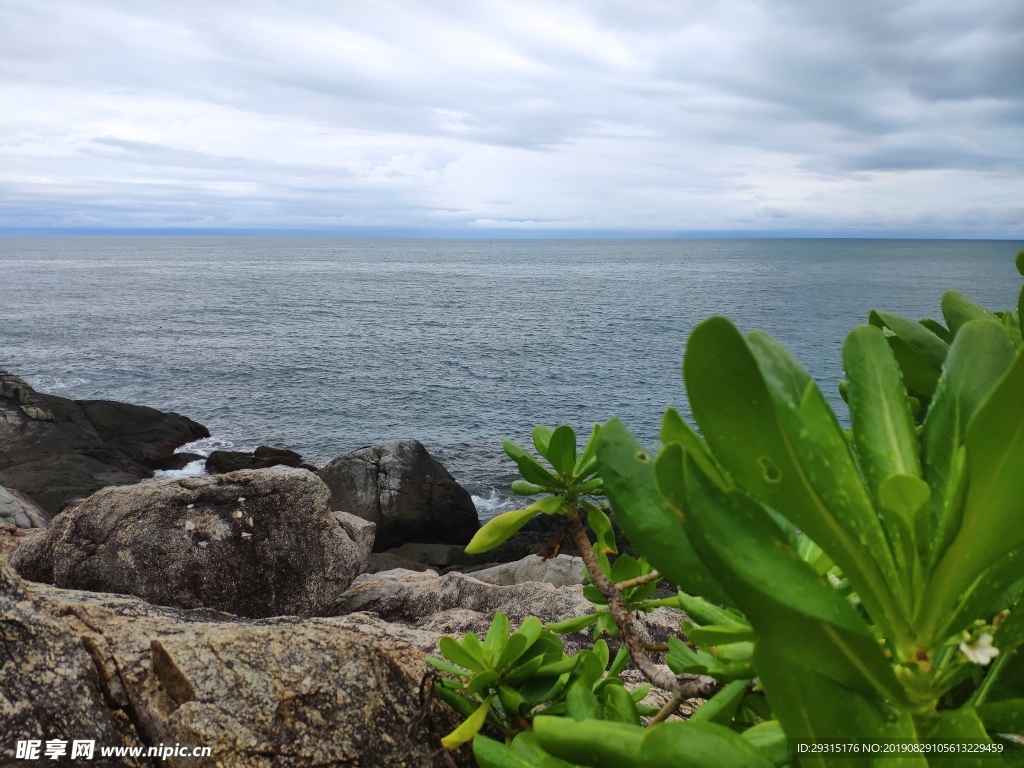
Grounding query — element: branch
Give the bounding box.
[566,505,716,699]
[614,570,662,592]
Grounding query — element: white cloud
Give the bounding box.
[1,0,1021,234]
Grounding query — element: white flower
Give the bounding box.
[959,633,999,666]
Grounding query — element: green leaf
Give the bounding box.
[466,498,563,554]
[547,425,578,476]
[517,453,561,487]
[473,735,536,768]
[575,424,602,476]
[511,732,582,768]
[441,694,494,750]
[976,698,1024,734]
[683,317,909,643]
[870,309,950,369]
[465,669,501,697]
[660,407,729,488]
[690,678,750,725]
[512,480,546,496]
[595,417,733,607]
[601,684,641,725]
[661,447,906,704]
[426,656,472,677]
[534,426,555,457]
[924,708,993,768]
[920,317,953,344]
[566,684,601,721]
[439,635,485,672]
[687,624,757,647]
[754,641,916,762]
[942,290,996,336]
[921,319,1017,570]
[485,612,510,656]
[1017,249,1024,277]
[547,613,600,634]
[585,504,617,554]
[739,721,789,767]
[843,325,922,501]
[944,544,1024,643]
[923,349,1024,639]
[675,592,747,627]
[435,683,480,719]
[887,335,942,399]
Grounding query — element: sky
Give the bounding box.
[1,0,1022,236]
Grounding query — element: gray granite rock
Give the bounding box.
[317,439,479,550]
[11,467,370,618]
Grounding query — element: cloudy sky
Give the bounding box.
[1,0,1022,235]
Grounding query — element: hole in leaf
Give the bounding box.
[758,456,782,483]
[635,451,650,462]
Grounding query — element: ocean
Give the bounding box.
[1,237,1020,519]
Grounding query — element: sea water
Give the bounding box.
[1,237,1019,518]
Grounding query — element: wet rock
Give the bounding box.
[11,467,371,618]
[318,439,479,551]
[160,452,205,471]
[206,446,313,474]
[0,369,208,514]
[0,484,49,529]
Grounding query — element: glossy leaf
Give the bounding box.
[595,417,733,606]
[602,684,641,725]
[942,290,996,336]
[585,504,617,554]
[512,480,546,496]
[485,612,511,655]
[547,425,578,476]
[566,684,600,721]
[869,309,949,369]
[439,635,485,672]
[921,319,1017,570]
[976,699,1024,734]
[534,717,773,768]
[924,349,1024,638]
[466,497,563,554]
[689,678,750,725]
[473,735,536,768]
[683,317,908,643]
[575,424,602,476]
[533,426,555,457]
[844,325,922,500]
[659,446,906,703]
[660,407,728,487]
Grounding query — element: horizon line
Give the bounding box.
[1,227,1022,241]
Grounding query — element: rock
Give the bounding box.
[469,554,585,588]
[11,467,371,618]
[0,552,468,767]
[206,445,311,474]
[0,369,209,514]
[160,452,205,471]
[334,568,687,658]
[318,439,479,551]
[386,541,491,570]
[0,556,146,765]
[76,399,209,469]
[0,484,49,529]
[363,552,438,574]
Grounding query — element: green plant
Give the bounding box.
[536,257,1024,764]
[431,254,1024,767]
[429,613,658,750]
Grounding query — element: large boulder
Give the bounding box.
[0,369,209,514]
[0,552,468,767]
[318,439,479,551]
[0,484,49,529]
[11,467,373,618]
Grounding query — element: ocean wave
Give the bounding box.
[471,487,520,521]
[173,436,236,457]
[153,459,208,479]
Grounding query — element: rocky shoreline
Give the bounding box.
[2,369,679,766]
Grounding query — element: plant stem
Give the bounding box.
[614,570,662,591]
[566,504,717,700]
[648,693,683,725]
